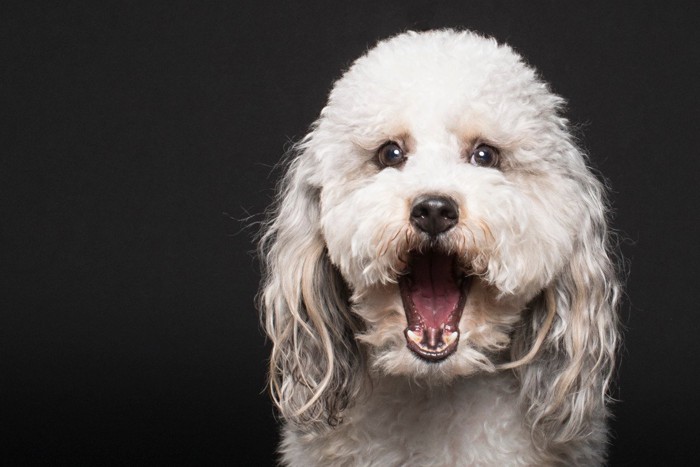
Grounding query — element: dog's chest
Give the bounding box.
[281,373,540,466]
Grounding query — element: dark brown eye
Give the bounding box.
[377,142,406,167]
[469,144,500,168]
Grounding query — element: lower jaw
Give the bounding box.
[404,328,460,362]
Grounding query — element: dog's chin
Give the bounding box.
[370,342,495,383]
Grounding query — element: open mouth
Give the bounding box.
[399,251,471,362]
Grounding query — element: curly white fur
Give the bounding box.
[259,30,620,466]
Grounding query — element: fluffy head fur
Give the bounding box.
[259,30,619,465]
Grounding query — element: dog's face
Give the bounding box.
[261,30,617,442]
[305,32,589,379]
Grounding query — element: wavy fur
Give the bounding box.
[258,143,365,427]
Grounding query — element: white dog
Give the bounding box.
[259,30,619,466]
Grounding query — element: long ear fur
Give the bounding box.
[258,137,364,428]
[511,143,620,461]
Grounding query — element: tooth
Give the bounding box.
[407,329,422,344]
[443,331,459,346]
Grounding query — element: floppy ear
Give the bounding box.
[511,145,620,457]
[258,137,364,428]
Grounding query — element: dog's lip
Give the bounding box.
[399,251,471,362]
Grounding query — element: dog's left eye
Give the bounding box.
[377,142,406,167]
[469,144,500,168]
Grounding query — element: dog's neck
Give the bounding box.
[281,371,545,466]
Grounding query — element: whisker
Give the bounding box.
[478,219,494,242]
[375,224,392,258]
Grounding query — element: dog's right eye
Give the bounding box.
[377,142,406,167]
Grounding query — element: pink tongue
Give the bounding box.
[409,253,461,328]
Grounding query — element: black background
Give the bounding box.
[3,1,699,465]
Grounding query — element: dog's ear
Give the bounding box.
[258,137,364,428]
[511,143,620,455]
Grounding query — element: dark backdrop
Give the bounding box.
[3,1,699,465]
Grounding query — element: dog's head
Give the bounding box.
[259,30,619,446]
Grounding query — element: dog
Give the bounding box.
[258,30,619,466]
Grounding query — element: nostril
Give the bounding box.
[410,195,459,236]
[440,206,458,220]
[411,204,430,219]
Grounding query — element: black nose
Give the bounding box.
[410,195,459,236]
